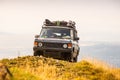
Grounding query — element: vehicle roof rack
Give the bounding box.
[43,19,76,28]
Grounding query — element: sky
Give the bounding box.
[0,0,120,43]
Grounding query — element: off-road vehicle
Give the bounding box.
[33,19,80,62]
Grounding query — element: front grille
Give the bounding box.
[43,42,63,48]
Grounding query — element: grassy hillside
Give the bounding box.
[0,56,120,80]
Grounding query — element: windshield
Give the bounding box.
[40,28,71,39]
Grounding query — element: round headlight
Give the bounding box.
[63,44,67,48]
[38,42,42,47]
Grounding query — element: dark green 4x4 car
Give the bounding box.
[33,19,80,62]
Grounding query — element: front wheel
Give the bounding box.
[34,51,38,56]
[33,51,43,56]
[63,52,77,62]
[70,52,78,62]
[73,56,77,62]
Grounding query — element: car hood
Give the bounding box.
[37,38,71,43]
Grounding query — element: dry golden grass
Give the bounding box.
[0,56,120,80]
[82,58,120,80]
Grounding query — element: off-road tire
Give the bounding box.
[33,51,39,56]
[34,51,43,56]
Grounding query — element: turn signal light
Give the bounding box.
[34,41,38,46]
[68,43,72,48]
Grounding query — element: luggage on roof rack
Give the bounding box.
[43,19,76,28]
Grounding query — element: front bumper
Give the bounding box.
[33,46,72,58]
[33,46,72,53]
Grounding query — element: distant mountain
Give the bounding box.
[0,32,14,35]
[78,42,120,67]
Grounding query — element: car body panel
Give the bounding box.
[33,19,80,62]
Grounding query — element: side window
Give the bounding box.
[71,30,74,40]
[75,32,77,38]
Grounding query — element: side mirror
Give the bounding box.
[35,35,39,38]
[74,37,79,40]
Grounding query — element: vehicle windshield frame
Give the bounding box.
[40,27,73,39]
